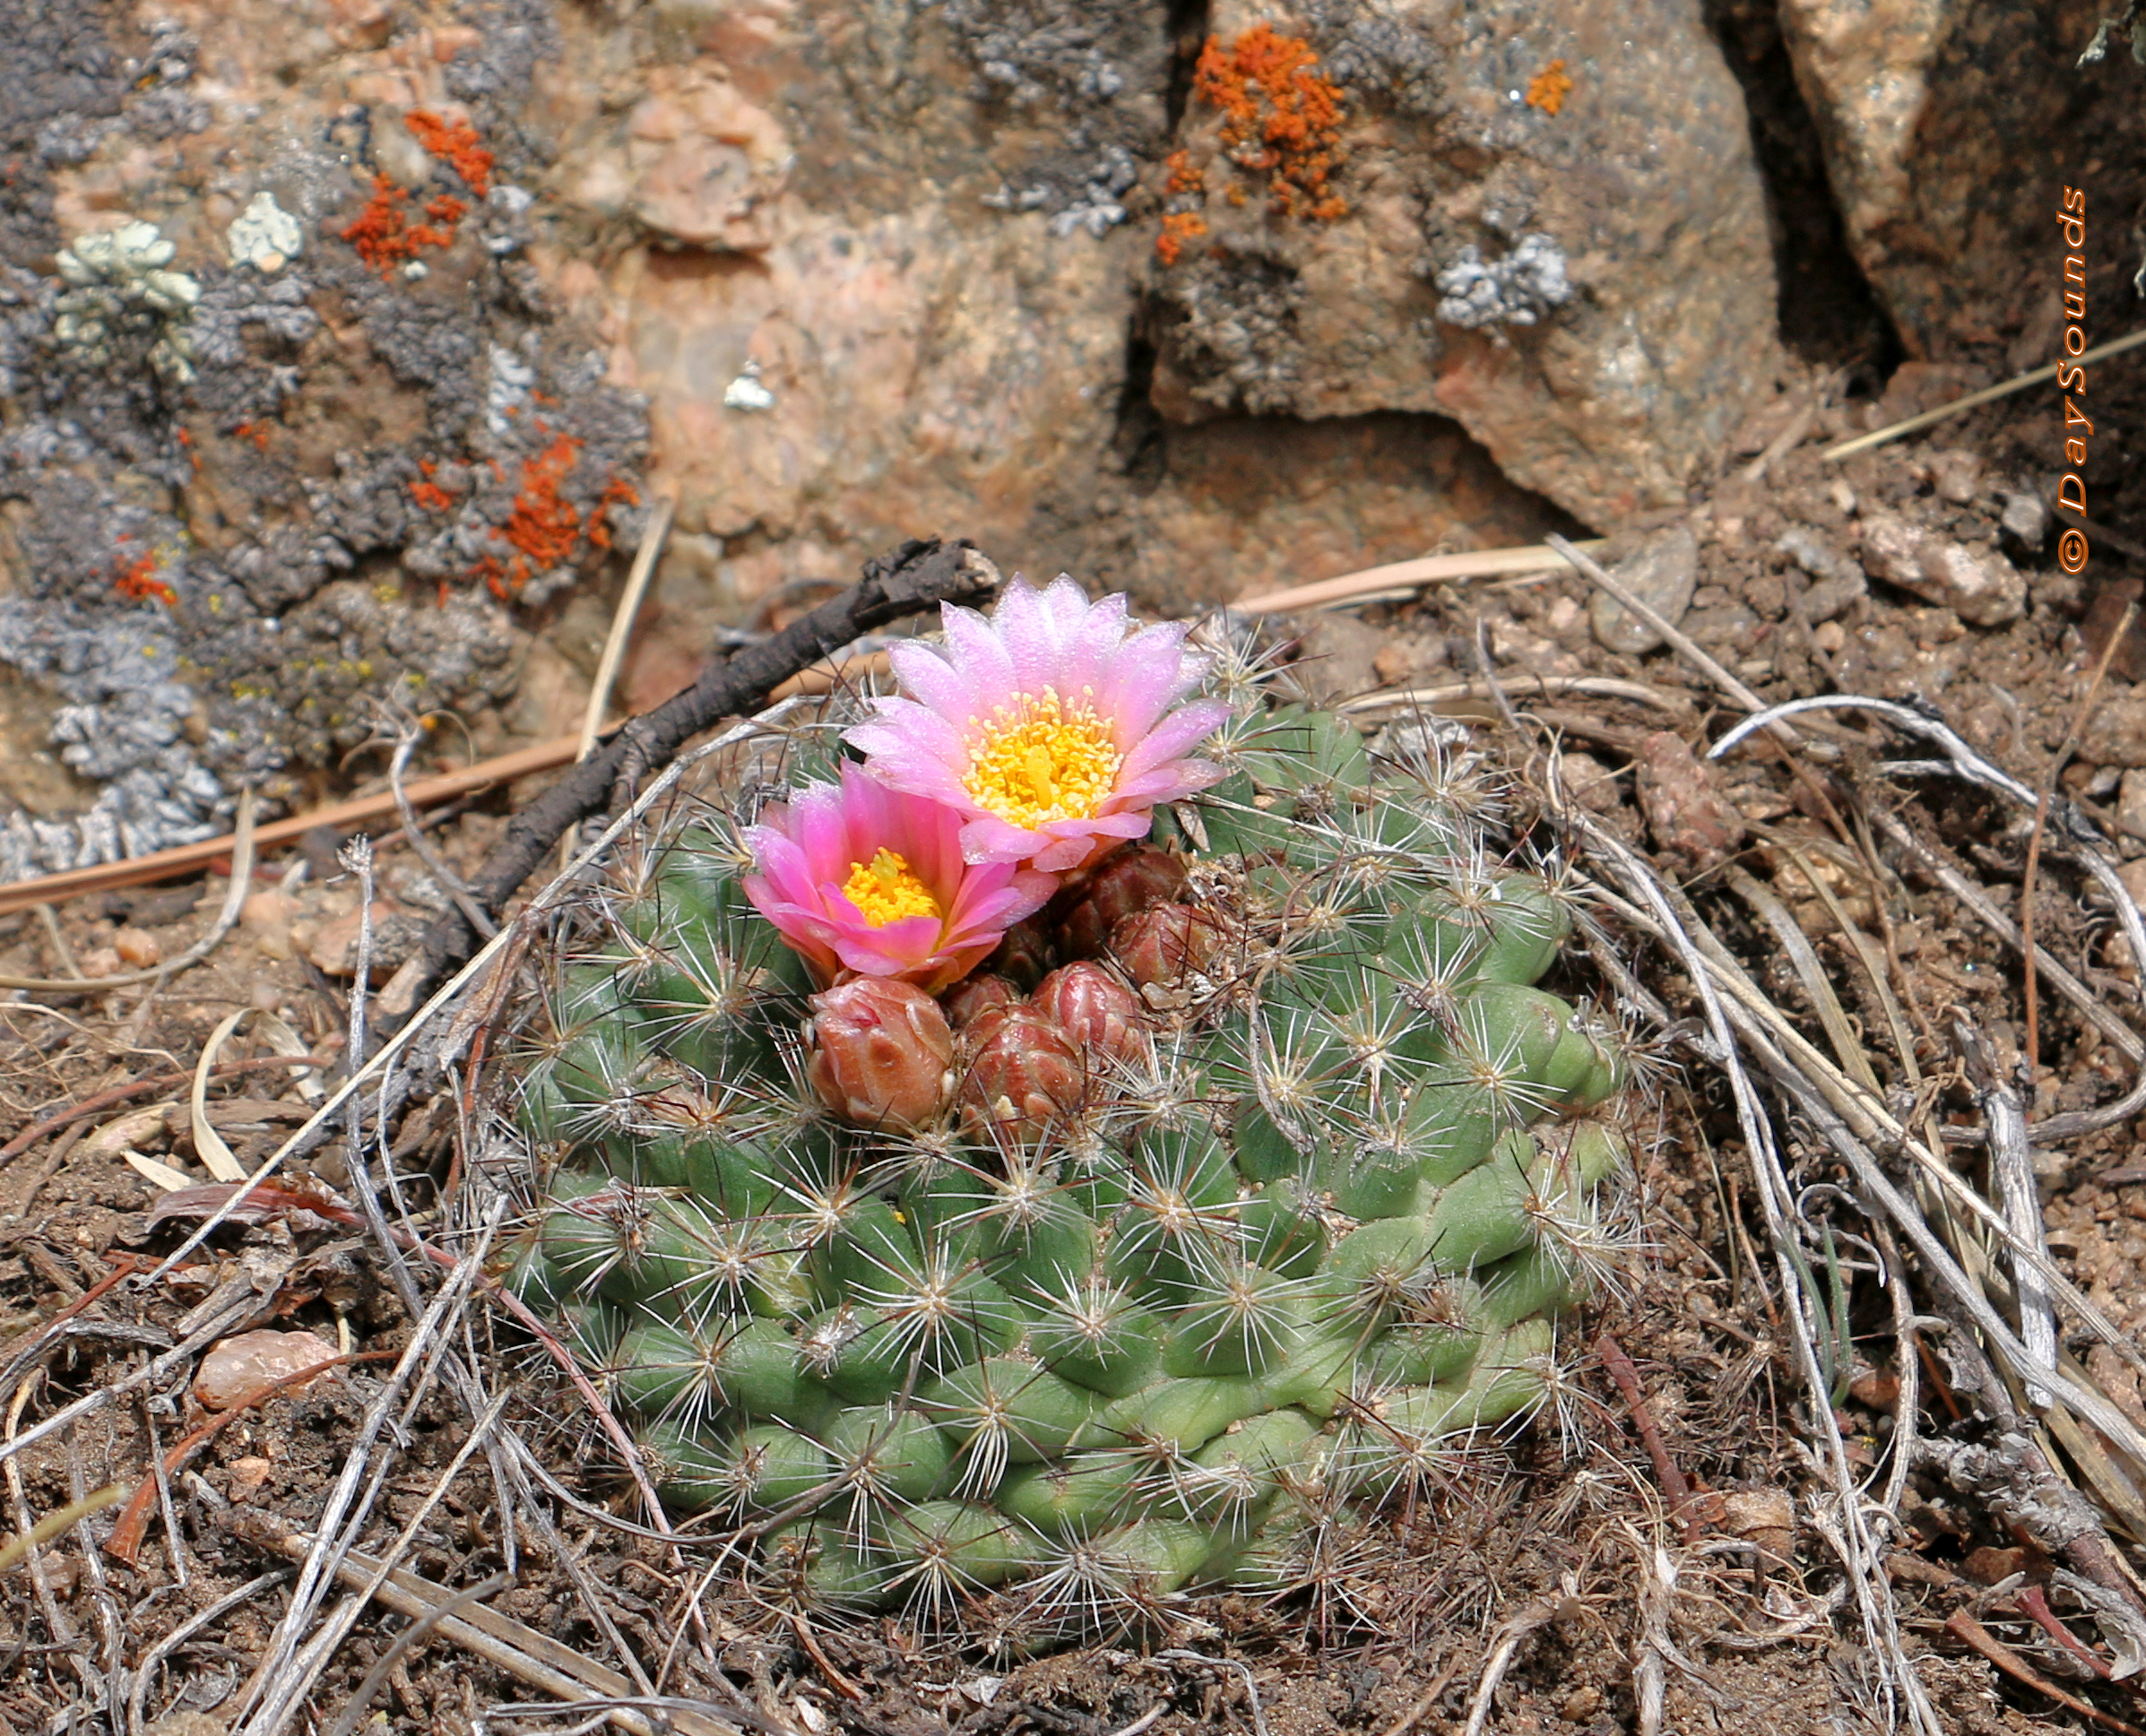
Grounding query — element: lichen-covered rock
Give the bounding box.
[0,0,651,877]
[1147,0,1784,524]
[532,0,1165,600]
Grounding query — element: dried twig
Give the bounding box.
[1596,1335,1698,1543]
[392,721,498,941]
[1944,1611,2146,1735]
[1545,535,1812,753]
[1562,814,1943,1735]
[1959,1022,2054,1409]
[0,1054,333,1164]
[104,1350,390,1565]
[1819,327,2146,462]
[578,491,676,764]
[237,1521,765,1736]
[0,736,577,918]
[1374,1661,1459,1736]
[321,1571,516,1736]
[1337,675,1690,718]
[1460,1602,1555,1736]
[0,1482,123,1575]
[1232,540,1609,615]
[0,789,256,989]
[2024,600,2135,1089]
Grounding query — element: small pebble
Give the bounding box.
[111,926,161,967]
[1635,730,1746,871]
[193,1328,339,1411]
[1590,525,1698,654]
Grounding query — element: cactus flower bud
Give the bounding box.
[942,972,1022,1030]
[806,979,955,1130]
[1057,847,1190,959]
[962,1007,1083,1142]
[1107,902,1216,989]
[1034,962,1152,1070]
[983,918,1053,992]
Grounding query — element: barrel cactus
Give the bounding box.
[500,578,1635,1642]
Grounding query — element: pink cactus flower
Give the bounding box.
[742,762,1055,993]
[845,576,1231,873]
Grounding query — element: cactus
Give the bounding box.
[498,586,1636,1641]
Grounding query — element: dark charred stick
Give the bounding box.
[382,537,998,1041]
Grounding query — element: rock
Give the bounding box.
[1636,730,1745,871]
[535,0,1172,609]
[1682,602,1762,646]
[2120,857,2146,912]
[1856,511,2025,626]
[1928,449,1982,505]
[1147,0,1783,525]
[1558,752,1623,815]
[1778,0,2146,358]
[1283,610,1387,706]
[2081,695,2146,770]
[306,902,424,982]
[2119,769,2146,841]
[1774,527,1867,621]
[2000,490,2051,557]
[193,1328,339,1410]
[111,925,160,967]
[1590,526,1699,653]
[1719,1488,1795,1564]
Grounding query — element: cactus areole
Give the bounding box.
[504,578,1634,1640]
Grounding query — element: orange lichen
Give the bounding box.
[1526,59,1574,117]
[482,434,584,598]
[1191,25,1347,223]
[231,420,270,451]
[454,438,640,598]
[410,479,457,512]
[115,549,176,607]
[341,177,467,276]
[586,476,641,551]
[404,110,493,198]
[1155,211,1209,266]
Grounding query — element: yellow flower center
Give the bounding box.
[842,849,941,928]
[964,689,1123,830]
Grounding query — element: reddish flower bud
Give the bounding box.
[961,1008,1083,1144]
[983,918,1053,992]
[805,978,955,1131]
[1056,847,1190,960]
[1033,962,1153,1071]
[1107,902,1217,989]
[941,972,1022,1030]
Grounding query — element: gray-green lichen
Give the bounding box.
[52,220,200,384]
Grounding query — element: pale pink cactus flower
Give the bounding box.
[845,576,1230,874]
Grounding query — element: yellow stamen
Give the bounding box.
[965,688,1122,830]
[842,849,940,927]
